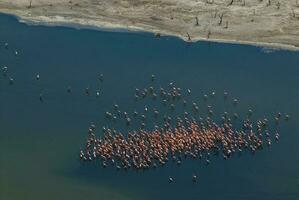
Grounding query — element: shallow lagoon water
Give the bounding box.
[0,14,299,200]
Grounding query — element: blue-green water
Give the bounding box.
[0,14,299,200]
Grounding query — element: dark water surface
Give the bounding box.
[0,14,299,200]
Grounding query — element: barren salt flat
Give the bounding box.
[0,0,299,50]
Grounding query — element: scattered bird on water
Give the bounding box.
[96,91,100,97]
[169,177,174,183]
[99,74,104,82]
[170,104,175,110]
[151,74,155,81]
[9,77,14,85]
[192,174,198,183]
[105,112,112,119]
[203,94,208,101]
[206,159,211,165]
[211,91,216,97]
[126,117,131,126]
[2,66,8,77]
[233,113,238,119]
[248,109,253,117]
[123,112,128,118]
[152,93,157,100]
[140,122,146,129]
[275,132,280,142]
[149,86,154,94]
[154,109,159,118]
[112,115,117,122]
[162,99,167,106]
[274,116,280,124]
[224,91,228,99]
[183,100,187,107]
[135,88,140,95]
[141,114,146,121]
[85,87,90,96]
[233,98,238,106]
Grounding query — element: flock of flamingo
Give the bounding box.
[79,75,289,183]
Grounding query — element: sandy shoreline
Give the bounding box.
[0,0,299,51]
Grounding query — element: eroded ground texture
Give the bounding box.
[0,0,299,49]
